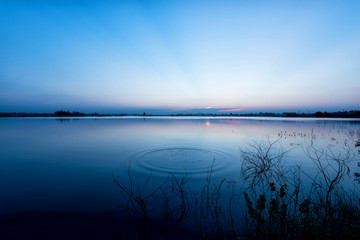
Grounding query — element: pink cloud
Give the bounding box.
[218,108,243,112]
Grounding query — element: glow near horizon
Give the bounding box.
[0,0,359,113]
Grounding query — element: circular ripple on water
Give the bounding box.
[132,147,234,176]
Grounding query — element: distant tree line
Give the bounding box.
[281,110,360,118]
[54,110,85,116]
[0,110,359,118]
[171,110,360,118]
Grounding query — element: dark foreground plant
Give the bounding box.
[244,182,360,240]
[243,139,360,240]
[240,138,293,189]
[112,159,235,239]
[112,140,360,239]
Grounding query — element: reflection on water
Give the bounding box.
[0,117,360,238]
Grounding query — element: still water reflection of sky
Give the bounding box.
[0,117,359,216]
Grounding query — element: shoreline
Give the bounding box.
[0,110,360,119]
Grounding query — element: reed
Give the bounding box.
[112,138,360,239]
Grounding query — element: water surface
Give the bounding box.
[1,117,359,237]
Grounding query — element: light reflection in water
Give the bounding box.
[205,121,210,127]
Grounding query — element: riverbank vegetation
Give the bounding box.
[113,136,360,239]
[1,110,360,118]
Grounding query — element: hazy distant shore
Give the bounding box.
[1,110,360,118]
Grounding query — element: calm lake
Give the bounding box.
[1,117,360,238]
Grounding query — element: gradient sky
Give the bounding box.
[1,0,359,114]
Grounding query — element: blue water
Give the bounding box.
[1,117,359,236]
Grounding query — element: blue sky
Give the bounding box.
[1,0,359,114]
